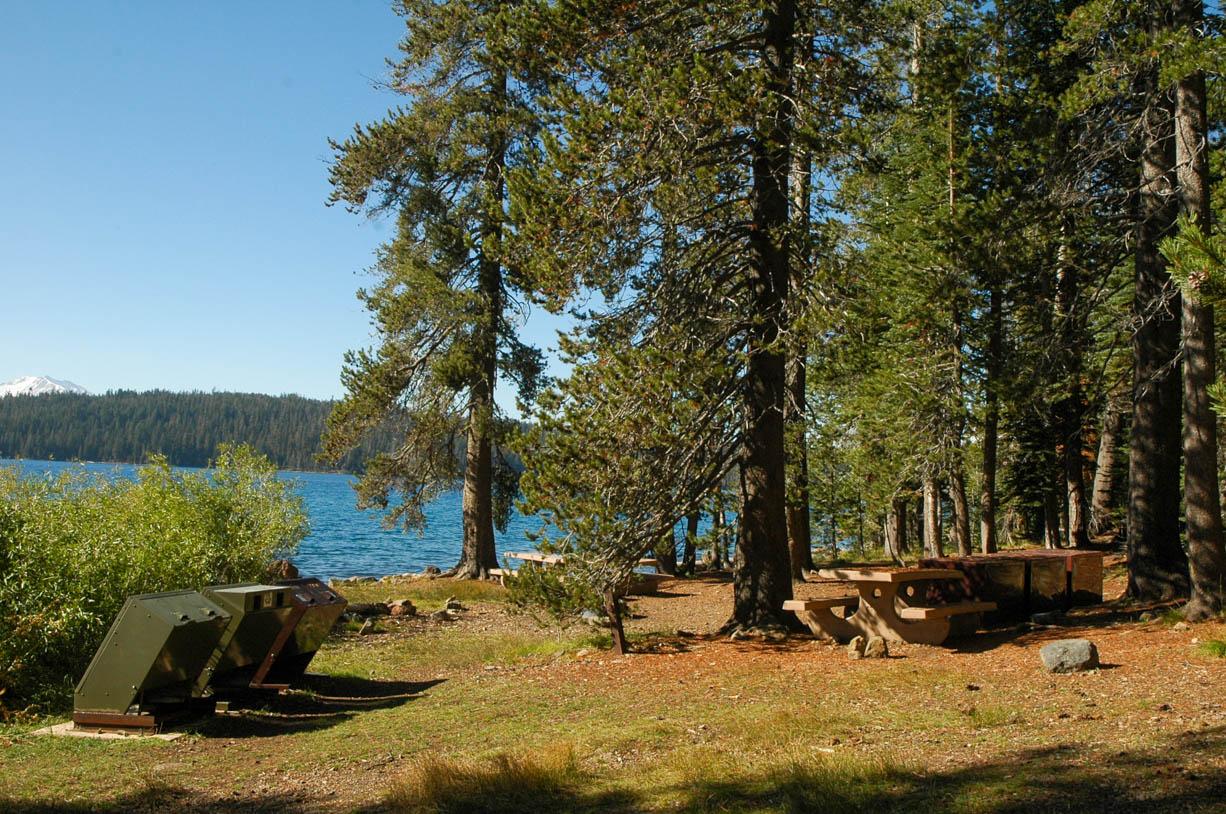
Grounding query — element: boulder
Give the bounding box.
[388,599,417,618]
[847,636,866,659]
[863,636,889,659]
[1040,639,1100,673]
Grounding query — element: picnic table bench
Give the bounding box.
[919,549,1105,621]
[784,567,995,646]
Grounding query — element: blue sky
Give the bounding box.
[0,1,570,410]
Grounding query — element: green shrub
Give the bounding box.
[0,444,308,710]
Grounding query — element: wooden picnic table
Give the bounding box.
[499,552,666,595]
[784,567,995,646]
[919,549,1105,621]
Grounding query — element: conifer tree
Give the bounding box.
[322,0,543,578]
[511,0,874,629]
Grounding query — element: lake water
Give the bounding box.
[0,459,544,580]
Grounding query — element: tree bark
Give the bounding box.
[681,512,699,575]
[603,592,628,655]
[727,0,795,631]
[454,69,506,580]
[885,498,908,564]
[980,287,1002,553]
[655,531,678,575]
[711,509,725,570]
[923,476,942,558]
[1056,219,1090,549]
[1175,0,1225,620]
[949,468,971,556]
[785,121,814,582]
[1128,65,1189,600]
[1089,392,1125,538]
[1044,478,1062,550]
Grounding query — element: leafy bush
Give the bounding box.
[0,445,308,710]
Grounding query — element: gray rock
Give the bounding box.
[1173,621,1190,631]
[1040,639,1100,673]
[444,597,465,611]
[863,636,889,659]
[579,609,604,626]
[847,636,866,659]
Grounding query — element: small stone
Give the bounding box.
[1040,639,1100,673]
[1173,621,1190,631]
[863,636,888,659]
[444,597,465,611]
[847,636,866,659]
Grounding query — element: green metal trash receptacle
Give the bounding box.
[264,578,348,685]
[73,590,231,730]
[198,583,299,691]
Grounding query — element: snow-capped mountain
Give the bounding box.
[0,376,90,397]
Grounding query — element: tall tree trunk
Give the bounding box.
[949,468,971,556]
[681,512,699,575]
[455,70,506,579]
[711,509,725,570]
[728,0,795,630]
[1090,391,1126,537]
[655,531,678,575]
[785,119,814,581]
[1057,219,1091,549]
[1175,0,1225,619]
[923,476,942,558]
[1128,66,1189,600]
[885,498,908,563]
[1044,478,1062,550]
[980,287,1002,553]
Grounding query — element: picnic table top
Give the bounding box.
[817,567,964,584]
[504,551,660,568]
[504,551,564,564]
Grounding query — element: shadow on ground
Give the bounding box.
[184,676,445,739]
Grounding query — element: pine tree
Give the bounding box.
[322,0,544,578]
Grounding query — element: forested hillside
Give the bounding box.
[0,391,390,471]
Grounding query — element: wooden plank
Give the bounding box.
[897,601,996,621]
[782,597,859,611]
[817,568,963,584]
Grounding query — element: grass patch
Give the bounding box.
[340,578,507,609]
[1196,638,1226,658]
[385,744,590,813]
